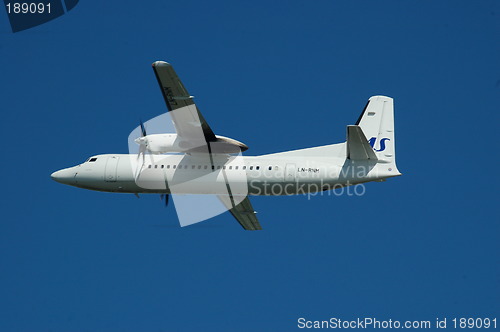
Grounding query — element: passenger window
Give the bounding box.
[235,166,239,170]
[167,165,170,169]
[250,166,253,170]
[198,165,201,169]
[155,165,158,169]
[173,165,176,169]
[223,166,226,170]
[148,165,152,169]
[256,166,260,170]
[268,166,272,170]
[192,165,195,169]
[161,165,164,169]
[204,165,208,169]
[229,166,232,170]
[243,166,246,170]
[217,166,221,169]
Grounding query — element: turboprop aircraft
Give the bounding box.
[51,61,401,230]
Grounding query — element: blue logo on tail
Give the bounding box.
[369,137,390,152]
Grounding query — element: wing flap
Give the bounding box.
[218,195,262,230]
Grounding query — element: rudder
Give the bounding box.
[356,96,396,163]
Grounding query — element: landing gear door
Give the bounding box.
[285,163,296,182]
[105,156,119,182]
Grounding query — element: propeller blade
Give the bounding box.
[160,194,169,207]
[137,144,146,161]
[134,120,151,183]
[140,119,147,137]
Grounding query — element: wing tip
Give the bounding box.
[369,95,393,101]
[152,61,171,68]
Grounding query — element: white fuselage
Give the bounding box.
[51,142,400,196]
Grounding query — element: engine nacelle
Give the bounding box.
[135,134,248,154]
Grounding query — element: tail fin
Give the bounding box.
[356,96,396,164]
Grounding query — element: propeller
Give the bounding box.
[135,120,171,208]
[160,194,169,206]
[134,120,148,181]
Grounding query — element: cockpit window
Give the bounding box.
[89,157,98,162]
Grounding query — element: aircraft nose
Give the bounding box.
[51,168,77,185]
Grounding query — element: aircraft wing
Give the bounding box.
[152,61,217,143]
[218,195,262,230]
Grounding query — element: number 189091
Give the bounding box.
[6,2,51,14]
[452,318,497,329]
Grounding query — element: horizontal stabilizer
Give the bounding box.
[346,125,378,161]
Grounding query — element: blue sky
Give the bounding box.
[0,1,499,331]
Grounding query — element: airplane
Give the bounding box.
[51,61,401,230]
